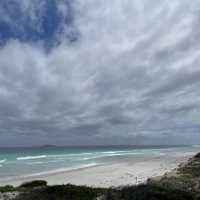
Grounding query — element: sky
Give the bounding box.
[0,0,200,146]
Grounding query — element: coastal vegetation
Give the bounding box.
[19,180,47,189]
[0,153,200,200]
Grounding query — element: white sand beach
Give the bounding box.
[0,153,193,188]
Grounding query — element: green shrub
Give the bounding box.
[19,180,47,189]
[119,184,195,200]
[194,153,200,159]
[16,184,196,200]
[17,184,106,200]
[0,185,15,193]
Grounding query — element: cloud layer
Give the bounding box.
[0,0,200,146]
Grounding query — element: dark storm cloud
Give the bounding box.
[0,0,200,146]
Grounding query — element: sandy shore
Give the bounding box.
[0,152,194,188]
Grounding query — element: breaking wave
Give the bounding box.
[0,159,6,163]
[17,155,47,160]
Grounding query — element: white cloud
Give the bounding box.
[0,0,200,146]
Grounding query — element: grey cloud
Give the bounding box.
[146,69,200,98]
[1,0,200,146]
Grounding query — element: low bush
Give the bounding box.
[119,184,195,200]
[0,185,15,193]
[17,184,106,200]
[19,180,47,189]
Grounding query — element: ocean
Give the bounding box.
[0,145,200,182]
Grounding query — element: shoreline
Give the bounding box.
[0,153,193,188]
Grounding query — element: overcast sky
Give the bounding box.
[0,0,200,146]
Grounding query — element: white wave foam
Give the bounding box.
[79,151,145,161]
[152,152,166,156]
[16,150,146,162]
[17,155,47,160]
[18,151,144,161]
[44,152,94,158]
[48,151,139,158]
[27,162,45,165]
[0,159,6,163]
[27,159,64,165]
[99,150,131,154]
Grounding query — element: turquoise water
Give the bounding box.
[0,145,200,181]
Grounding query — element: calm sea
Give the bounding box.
[0,145,200,181]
